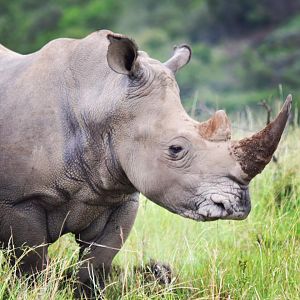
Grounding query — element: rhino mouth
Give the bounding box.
[180,186,251,222]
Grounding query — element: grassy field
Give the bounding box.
[0,128,299,300]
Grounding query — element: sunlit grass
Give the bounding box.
[0,129,299,299]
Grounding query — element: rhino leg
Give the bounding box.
[0,201,49,274]
[75,194,139,298]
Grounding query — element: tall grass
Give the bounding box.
[0,128,299,299]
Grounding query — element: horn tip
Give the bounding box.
[284,94,292,114]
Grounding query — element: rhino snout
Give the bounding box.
[181,183,251,222]
[209,187,251,220]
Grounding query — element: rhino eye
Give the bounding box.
[169,145,183,155]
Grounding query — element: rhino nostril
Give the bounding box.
[213,200,234,215]
[215,202,225,210]
[210,194,228,208]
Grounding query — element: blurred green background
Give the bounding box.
[1,0,300,117]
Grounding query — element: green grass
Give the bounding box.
[1,128,299,299]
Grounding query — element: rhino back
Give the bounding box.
[0,38,79,202]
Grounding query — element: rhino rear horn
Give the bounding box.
[232,95,292,180]
[107,34,138,75]
[198,110,231,141]
[164,45,192,74]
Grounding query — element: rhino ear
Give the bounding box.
[107,34,138,75]
[164,45,192,74]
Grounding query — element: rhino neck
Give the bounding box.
[59,88,135,200]
[94,127,136,194]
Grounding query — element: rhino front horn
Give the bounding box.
[232,95,292,180]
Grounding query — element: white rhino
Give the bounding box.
[0,30,291,297]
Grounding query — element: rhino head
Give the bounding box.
[103,33,291,222]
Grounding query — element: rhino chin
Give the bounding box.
[180,205,251,222]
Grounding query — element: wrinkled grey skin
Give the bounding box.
[0,30,288,296]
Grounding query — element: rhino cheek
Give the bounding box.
[119,150,166,198]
